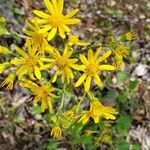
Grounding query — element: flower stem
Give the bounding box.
[59,83,66,111]
[76,92,86,112]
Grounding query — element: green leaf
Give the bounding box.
[45,140,58,150]
[108,90,118,99]
[117,94,128,103]
[131,144,140,150]
[117,71,128,82]
[116,115,132,132]
[116,144,129,150]
[129,80,138,90]
[32,104,41,114]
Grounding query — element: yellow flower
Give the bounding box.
[33,0,80,40]
[11,45,43,80]
[20,79,57,112]
[114,53,124,69]
[41,46,79,84]
[124,31,136,41]
[23,20,53,54]
[75,47,116,91]
[113,45,129,69]
[51,126,62,138]
[68,35,90,46]
[101,135,111,144]
[114,45,129,58]
[61,110,75,129]
[1,73,16,90]
[78,100,118,124]
[0,45,10,55]
[0,62,11,74]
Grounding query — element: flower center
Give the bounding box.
[33,32,44,43]
[68,35,79,44]
[56,58,67,70]
[37,87,48,98]
[50,14,63,27]
[115,45,129,57]
[86,63,99,77]
[26,56,36,68]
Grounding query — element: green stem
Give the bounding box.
[76,92,86,112]
[9,29,27,39]
[59,83,66,111]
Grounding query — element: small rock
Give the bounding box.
[132,64,148,77]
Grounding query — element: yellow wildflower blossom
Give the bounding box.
[113,45,129,69]
[41,46,79,84]
[114,53,124,69]
[51,126,62,138]
[68,34,90,46]
[78,100,118,124]
[11,45,43,80]
[101,135,111,144]
[0,62,11,74]
[114,45,129,58]
[20,79,57,112]
[124,31,136,41]
[23,20,53,54]
[75,48,116,91]
[33,0,80,40]
[61,110,75,129]
[1,73,16,90]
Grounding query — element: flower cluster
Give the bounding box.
[0,0,135,139]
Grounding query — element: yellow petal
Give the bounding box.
[58,26,66,39]
[34,66,41,80]
[85,76,91,91]
[61,72,65,84]
[72,64,86,70]
[79,54,88,65]
[93,116,100,123]
[76,42,90,46]
[97,50,112,63]
[63,19,80,25]
[51,0,57,10]
[15,45,28,57]
[38,25,52,33]
[33,96,41,103]
[99,65,116,71]
[61,24,71,32]
[52,71,59,83]
[16,65,28,79]
[64,9,79,18]
[11,58,25,65]
[41,99,47,112]
[88,49,94,62]
[22,29,33,36]
[25,20,35,30]
[58,0,64,13]
[94,74,103,87]
[75,73,87,87]
[33,10,49,19]
[94,47,102,59]
[44,0,54,14]
[47,97,53,113]
[48,28,57,41]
